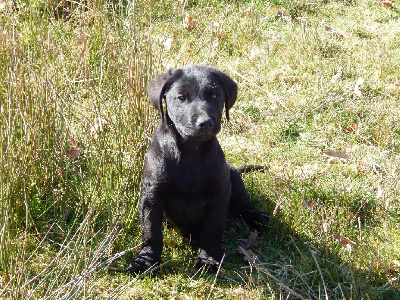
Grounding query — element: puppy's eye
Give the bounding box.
[178,95,186,101]
[211,93,218,99]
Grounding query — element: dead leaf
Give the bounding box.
[277,10,291,22]
[302,200,315,210]
[345,123,359,133]
[237,247,261,264]
[345,210,356,222]
[162,35,177,51]
[354,77,364,98]
[210,22,226,41]
[330,67,342,83]
[268,3,282,9]
[217,32,226,41]
[333,234,356,252]
[283,76,299,85]
[379,0,393,7]
[322,150,349,159]
[183,14,196,30]
[187,41,195,53]
[239,232,258,250]
[325,25,344,38]
[66,147,83,160]
[237,232,262,265]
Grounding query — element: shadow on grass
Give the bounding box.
[116,179,400,299]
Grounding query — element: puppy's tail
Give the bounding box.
[237,165,267,174]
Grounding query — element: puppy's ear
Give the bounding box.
[210,68,238,121]
[147,68,183,121]
[147,70,171,121]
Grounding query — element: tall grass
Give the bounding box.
[1,0,154,297]
[1,0,399,299]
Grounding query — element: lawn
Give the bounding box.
[1,0,399,299]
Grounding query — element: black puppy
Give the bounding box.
[128,65,269,274]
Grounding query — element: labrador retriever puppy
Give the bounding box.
[127,65,269,274]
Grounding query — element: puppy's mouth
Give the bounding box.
[184,130,216,141]
[180,125,220,141]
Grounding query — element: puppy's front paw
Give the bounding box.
[194,249,220,273]
[127,252,160,275]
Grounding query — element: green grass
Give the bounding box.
[1,0,399,298]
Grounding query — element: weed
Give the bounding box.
[1,0,400,299]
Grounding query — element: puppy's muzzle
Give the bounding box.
[197,117,214,130]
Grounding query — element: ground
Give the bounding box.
[0,0,399,299]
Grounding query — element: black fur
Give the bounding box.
[127,65,269,275]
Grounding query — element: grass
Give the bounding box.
[0,0,399,298]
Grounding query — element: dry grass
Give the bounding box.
[1,0,399,299]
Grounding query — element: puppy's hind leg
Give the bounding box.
[228,167,270,232]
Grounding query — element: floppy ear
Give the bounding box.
[209,68,238,121]
[147,68,184,121]
[147,70,171,121]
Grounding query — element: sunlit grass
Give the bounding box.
[1,0,399,299]
[1,0,153,298]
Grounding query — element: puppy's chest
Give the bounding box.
[157,163,227,199]
[156,162,225,194]
[167,176,224,197]
[162,178,226,223]
[164,154,226,191]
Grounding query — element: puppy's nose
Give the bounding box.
[197,118,214,129]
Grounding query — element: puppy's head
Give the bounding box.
[147,65,237,141]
